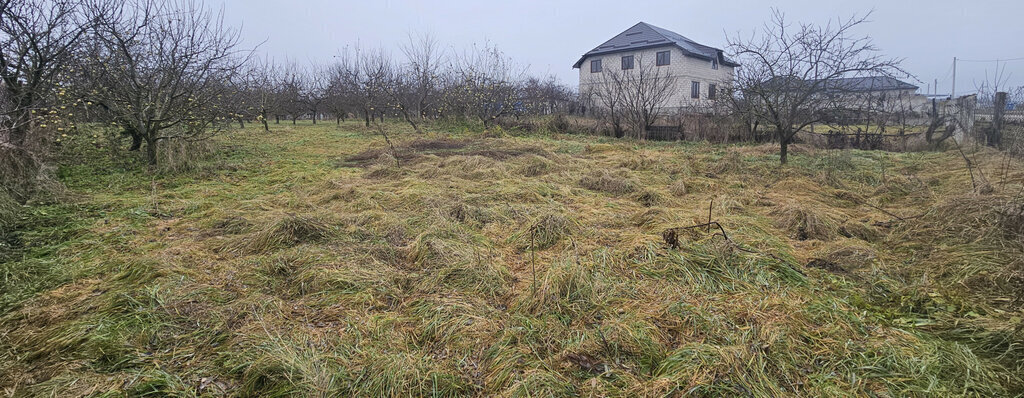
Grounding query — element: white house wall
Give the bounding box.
[578,45,735,111]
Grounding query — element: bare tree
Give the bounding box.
[248,57,281,131]
[302,63,330,125]
[1,0,93,201]
[616,53,677,139]
[521,75,576,116]
[448,43,524,127]
[388,32,443,130]
[340,46,392,128]
[324,61,351,124]
[586,54,675,139]
[727,10,904,163]
[276,62,306,125]
[75,0,250,166]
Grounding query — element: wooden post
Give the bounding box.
[991,91,1007,148]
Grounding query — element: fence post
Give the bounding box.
[991,92,1007,148]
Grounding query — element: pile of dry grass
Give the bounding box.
[579,170,636,195]
[708,149,744,175]
[405,230,473,269]
[633,189,665,207]
[516,154,555,177]
[808,245,878,275]
[223,213,335,254]
[668,180,687,197]
[631,208,668,227]
[619,155,653,171]
[769,201,842,241]
[438,155,505,180]
[839,220,880,242]
[512,212,577,251]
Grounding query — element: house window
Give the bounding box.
[590,59,602,73]
[656,51,671,66]
[711,59,719,70]
[691,81,700,99]
[621,55,634,70]
[708,84,717,100]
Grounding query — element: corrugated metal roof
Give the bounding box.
[572,22,738,69]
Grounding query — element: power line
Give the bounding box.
[957,56,1024,63]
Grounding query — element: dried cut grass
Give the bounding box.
[839,220,880,242]
[770,200,842,241]
[894,194,1024,302]
[516,154,555,177]
[222,213,335,254]
[634,189,665,207]
[668,180,688,197]
[579,169,636,195]
[514,212,577,251]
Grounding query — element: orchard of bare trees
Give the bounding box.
[1,0,578,205]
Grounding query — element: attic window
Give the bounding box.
[711,59,719,70]
[590,59,602,73]
[656,51,670,66]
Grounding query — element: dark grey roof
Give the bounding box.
[572,22,739,69]
[830,76,918,92]
[764,75,919,93]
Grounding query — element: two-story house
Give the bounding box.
[573,22,738,113]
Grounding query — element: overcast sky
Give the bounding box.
[219,0,1024,95]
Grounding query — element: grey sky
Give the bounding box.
[220,0,1024,95]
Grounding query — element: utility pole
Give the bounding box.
[951,57,957,98]
[934,78,938,95]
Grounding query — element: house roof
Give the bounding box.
[572,22,739,69]
[764,75,919,93]
[829,76,919,92]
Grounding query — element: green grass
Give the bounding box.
[1,119,1023,396]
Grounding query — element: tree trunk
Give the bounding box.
[237,118,244,129]
[336,116,341,125]
[275,115,280,124]
[129,133,142,151]
[364,110,370,127]
[145,137,158,165]
[261,111,269,131]
[780,139,789,164]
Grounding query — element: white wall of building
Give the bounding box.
[577,45,735,110]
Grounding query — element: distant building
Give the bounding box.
[830,76,924,114]
[573,22,738,112]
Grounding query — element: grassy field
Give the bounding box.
[2,120,1023,396]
